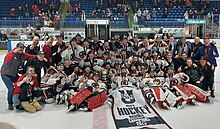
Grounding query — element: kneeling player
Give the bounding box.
[67,72,107,112]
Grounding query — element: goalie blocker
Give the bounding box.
[68,88,107,112]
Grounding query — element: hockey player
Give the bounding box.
[170,71,211,104]
[79,50,96,69]
[140,69,170,109]
[93,51,112,72]
[73,38,92,62]
[118,36,132,56]
[40,63,68,103]
[67,72,107,112]
[99,40,114,55]
[130,35,142,55]
[115,49,129,66]
[111,67,137,91]
[126,55,143,71]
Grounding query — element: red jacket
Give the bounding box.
[13,74,38,95]
[0,50,34,77]
[42,44,52,64]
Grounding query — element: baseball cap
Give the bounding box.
[37,51,45,56]
[57,62,64,66]
[16,42,25,48]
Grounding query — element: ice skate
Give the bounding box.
[190,99,199,106]
[162,102,170,110]
[67,104,75,112]
[176,101,186,110]
[206,97,213,104]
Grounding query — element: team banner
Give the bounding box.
[110,87,171,129]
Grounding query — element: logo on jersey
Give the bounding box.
[79,51,86,58]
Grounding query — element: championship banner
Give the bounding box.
[110,87,171,129]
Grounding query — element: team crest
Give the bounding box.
[119,90,135,104]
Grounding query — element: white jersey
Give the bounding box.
[75,44,91,60]
[140,77,165,88]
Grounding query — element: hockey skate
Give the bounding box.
[55,94,65,105]
[67,104,76,113]
[145,92,156,104]
[205,97,213,104]
[190,99,199,106]
[176,101,187,110]
[162,102,170,110]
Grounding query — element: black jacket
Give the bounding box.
[19,83,34,102]
[25,45,40,55]
[25,57,49,77]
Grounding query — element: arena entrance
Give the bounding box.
[186,19,206,38]
[85,19,109,40]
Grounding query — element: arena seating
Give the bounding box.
[64,0,129,28]
[0,0,60,28]
[129,0,220,27]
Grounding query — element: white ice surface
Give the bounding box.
[0,52,219,129]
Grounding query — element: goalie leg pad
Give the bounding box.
[69,88,93,109]
[85,90,108,110]
[42,87,55,100]
[185,84,209,103]
[151,87,170,108]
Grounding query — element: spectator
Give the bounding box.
[164,7,168,18]
[32,5,40,16]
[81,10,86,21]
[189,10,194,19]
[137,9,142,18]
[68,4,73,15]
[26,24,34,34]
[185,0,192,8]
[53,15,60,29]
[75,5,80,21]
[24,4,29,18]
[0,31,8,41]
[151,8,156,18]
[30,30,40,39]
[20,31,28,41]
[18,6,24,19]
[184,11,189,20]
[133,13,138,30]
[158,27,163,34]
[91,10,96,18]
[10,8,16,17]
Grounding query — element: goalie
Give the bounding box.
[67,72,107,112]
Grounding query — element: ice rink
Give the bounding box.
[0,52,220,129]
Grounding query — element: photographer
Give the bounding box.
[14,71,42,113]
